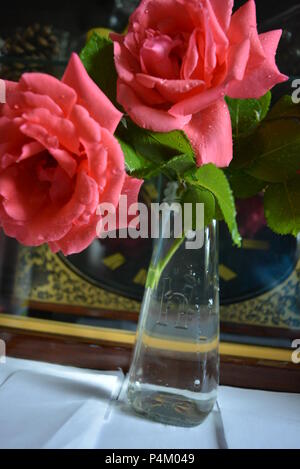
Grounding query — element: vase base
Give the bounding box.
[127,383,216,427]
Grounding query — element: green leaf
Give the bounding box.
[150,130,195,159]
[266,95,300,120]
[229,95,300,175]
[118,128,196,180]
[182,186,215,230]
[118,138,158,178]
[117,120,173,165]
[119,120,195,164]
[162,153,195,179]
[185,164,241,246]
[264,177,300,236]
[225,92,271,139]
[229,134,256,170]
[245,118,300,182]
[214,201,224,221]
[226,169,266,199]
[80,33,117,106]
[116,119,196,180]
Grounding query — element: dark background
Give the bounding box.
[0,0,299,35]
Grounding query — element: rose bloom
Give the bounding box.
[111,0,288,167]
[0,53,142,255]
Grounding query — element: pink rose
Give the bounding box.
[0,53,143,255]
[111,0,288,167]
[236,196,266,238]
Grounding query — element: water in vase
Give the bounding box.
[127,222,219,427]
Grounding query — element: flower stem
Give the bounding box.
[146,235,185,290]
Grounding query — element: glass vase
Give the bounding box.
[127,219,219,427]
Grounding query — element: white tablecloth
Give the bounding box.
[0,357,299,449]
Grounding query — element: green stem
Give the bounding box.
[146,235,185,290]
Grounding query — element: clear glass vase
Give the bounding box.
[127,220,219,427]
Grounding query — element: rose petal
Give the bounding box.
[48,171,100,255]
[121,175,143,206]
[6,90,64,117]
[113,41,166,106]
[99,128,126,207]
[136,73,205,103]
[226,43,288,98]
[113,40,141,84]
[226,39,251,82]
[226,0,288,98]
[48,148,77,179]
[22,108,80,154]
[129,0,193,34]
[85,142,108,189]
[228,0,264,61]
[19,73,77,117]
[62,53,122,134]
[202,15,218,83]
[49,214,99,256]
[20,123,77,178]
[0,117,28,164]
[140,35,181,79]
[49,166,73,204]
[5,80,18,95]
[184,99,233,167]
[116,174,144,230]
[169,84,225,117]
[0,116,25,145]
[259,29,283,57]
[206,0,230,57]
[209,0,234,31]
[18,141,44,162]
[70,104,101,143]
[118,82,191,131]
[1,153,18,169]
[181,29,201,80]
[5,170,98,247]
[0,165,48,222]
[20,122,59,150]
[58,171,97,215]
